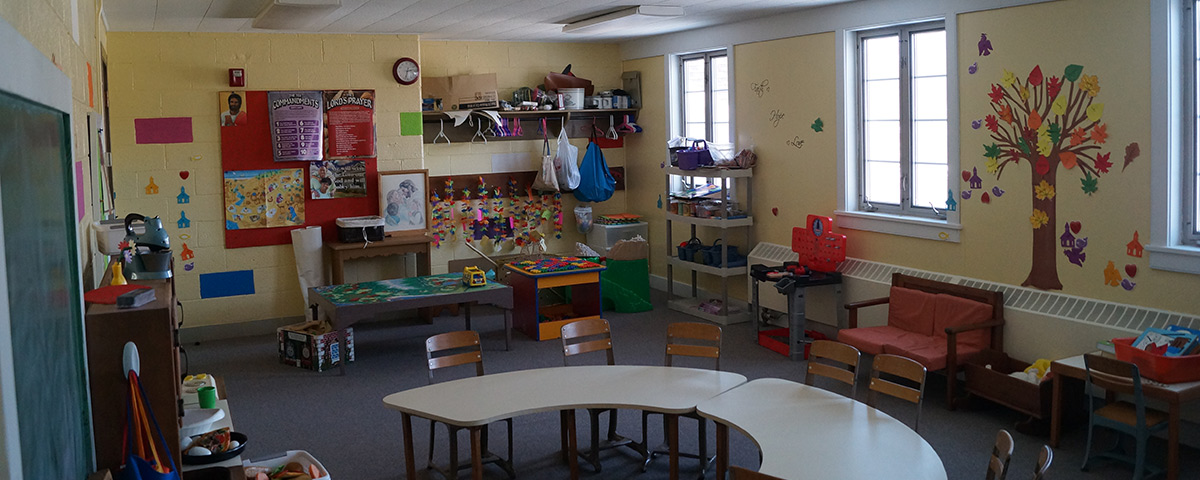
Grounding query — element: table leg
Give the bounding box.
[560,410,569,463]
[504,308,512,351]
[566,410,579,480]
[332,253,345,285]
[666,414,679,480]
[1049,374,1062,448]
[470,427,484,480]
[1169,402,1180,480]
[337,328,347,376]
[402,413,416,480]
[715,423,728,480]
[465,302,472,330]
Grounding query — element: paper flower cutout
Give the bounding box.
[1035,180,1056,200]
[1029,209,1049,229]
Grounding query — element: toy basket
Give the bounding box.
[675,140,713,170]
[676,237,703,262]
[702,239,746,267]
[1113,337,1200,383]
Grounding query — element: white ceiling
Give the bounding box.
[102,0,855,42]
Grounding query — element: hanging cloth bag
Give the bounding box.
[117,370,180,480]
[573,126,616,202]
[531,119,560,192]
[554,123,580,190]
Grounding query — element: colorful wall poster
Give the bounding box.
[223,168,305,230]
[323,89,376,159]
[268,91,323,162]
[309,160,366,199]
[219,91,247,127]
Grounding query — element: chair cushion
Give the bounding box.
[1097,401,1170,428]
[884,341,986,371]
[886,286,937,336]
[839,326,924,356]
[933,293,994,349]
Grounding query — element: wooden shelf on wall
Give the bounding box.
[421,109,639,144]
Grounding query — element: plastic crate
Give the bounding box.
[1113,337,1200,384]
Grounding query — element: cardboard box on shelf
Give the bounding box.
[422,73,498,111]
[277,321,354,372]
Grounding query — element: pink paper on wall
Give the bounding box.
[134,117,193,144]
[74,161,85,221]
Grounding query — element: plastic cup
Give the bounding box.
[197,386,217,409]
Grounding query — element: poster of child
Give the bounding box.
[379,170,427,232]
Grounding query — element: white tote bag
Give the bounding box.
[532,123,560,192]
[554,126,580,190]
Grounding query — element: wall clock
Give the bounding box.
[392,57,419,85]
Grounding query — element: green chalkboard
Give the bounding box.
[0,90,91,478]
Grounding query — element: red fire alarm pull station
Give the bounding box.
[228,68,245,87]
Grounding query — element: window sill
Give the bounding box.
[1146,244,1200,275]
[834,210,961,242]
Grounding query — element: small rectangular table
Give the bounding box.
[504,262,605,341]
[327,233,434,322]
[1050,353,1200,480]
[310,274,513,370]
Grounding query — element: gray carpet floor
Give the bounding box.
[183,292,1198,479]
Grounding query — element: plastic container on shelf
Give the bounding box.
[561,88,585,110]
[1112,337,1200,383]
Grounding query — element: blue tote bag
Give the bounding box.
[573,130,616,203]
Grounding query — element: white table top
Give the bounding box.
[382,365,748,426]
[697,378,947,480]
[1054,353,1200,393]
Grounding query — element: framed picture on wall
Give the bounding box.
[378,169,428,234]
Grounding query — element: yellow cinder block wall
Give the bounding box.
[106,32,423,328]
[623,0,1200,321]
[420,41,629,274]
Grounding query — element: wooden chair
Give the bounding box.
[1080,354,1168,479]
[1033,445,1053,480]
[804,340,861,399]
[560,318,643,472]
[728,465,785,479]
[425,331,515,479]
[867,354,927,432]
[641,322,721,476]
[986,429,1014,480]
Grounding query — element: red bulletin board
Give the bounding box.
[220,91,379,248]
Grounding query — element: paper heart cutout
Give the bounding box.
[981,192,991,204]
[1125,264,1137,278]
[961,170,972,182]
[772,207,779,216]
[1070,221,1082,234]
[180,171,190,180]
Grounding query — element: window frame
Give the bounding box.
[855,20,947,219]
[1186,0,1200,245]
[677,50,730,146]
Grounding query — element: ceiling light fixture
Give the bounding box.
[562,6,683,34]
[252,0,341,30]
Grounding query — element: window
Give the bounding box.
[1188,0,1200,244]
[857,21,947,217]
[679,50,730,145]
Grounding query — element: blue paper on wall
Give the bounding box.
[200,270,255,298]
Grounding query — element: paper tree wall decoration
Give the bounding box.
[980,63,1122,290]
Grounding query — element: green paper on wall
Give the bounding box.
[400,112,423,136]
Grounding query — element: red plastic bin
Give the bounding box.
[1112,337,1200,384]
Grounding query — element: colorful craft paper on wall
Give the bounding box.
[323,90,376,158]
[399,112,423,136]
[199,270,255,299]
[134,117,193,144]
[268,91,323,162]
[223,168,305,229]
[310,160,366,199]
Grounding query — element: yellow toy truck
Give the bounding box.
[462,266,487,287]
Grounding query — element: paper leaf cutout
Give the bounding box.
[1047,76,1062,99]
[999,104,1014,124]
[1028,109,1043,130]
[985,157,1000,174]
[1001,69,1016,87]
[1028,65,1043,86]
[1051,95,1068,116]
[985,115,999,133]
[1094,152,1113,173]
[984,143,1002,159]
[1070,128,1086,146]
[1080,75,1101,97]
[1123,142,1140,171]
[989,84,1005,103]
[1086,103,1104,123]
[1018,137,1031,155]
[1048,123,1061,144]
[811,118,824,132]
[1030,209,1049,229]
[1064,64,1084,83]
[1035,180,1056,200]
[1060,151,1078,170]
[1081,172,1098,195]
[1090,124,1108,144]
[1036,156,1050,175]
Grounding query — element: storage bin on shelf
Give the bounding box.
[1113,337,1200,383]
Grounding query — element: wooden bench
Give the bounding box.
[840,273,1005,409]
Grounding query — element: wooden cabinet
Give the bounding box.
[85,277,181,472]
[505,265,604,341]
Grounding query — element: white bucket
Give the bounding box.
[561,88,585,110]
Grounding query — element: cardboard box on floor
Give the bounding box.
[422,73,499,111]
[278,321,354,372]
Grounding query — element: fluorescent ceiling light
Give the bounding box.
[252,0,340,30]
[562,6,683,34]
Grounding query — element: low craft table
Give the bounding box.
[310,273,513,372]
[697,378,947,479]
[383,365,747,480]
[1050,353,1200,480]
[504,260,605,341]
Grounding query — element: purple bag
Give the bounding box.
[676,140,713,170]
